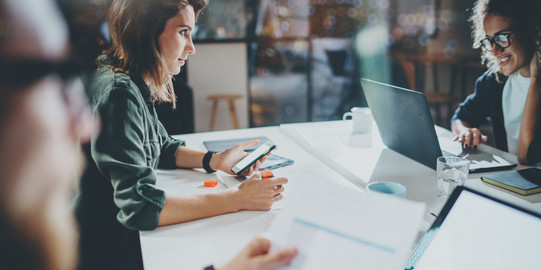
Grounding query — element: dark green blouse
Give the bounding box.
[86,64,184,230]
[77,64,186,269]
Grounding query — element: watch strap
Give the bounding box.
[203,151,216,173]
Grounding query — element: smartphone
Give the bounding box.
[232,141,276,175]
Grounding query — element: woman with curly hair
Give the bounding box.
[452,0,541,164]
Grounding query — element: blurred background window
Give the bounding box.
[62,0,485,131]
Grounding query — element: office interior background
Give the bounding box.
[70,0,487,136]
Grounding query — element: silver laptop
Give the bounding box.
[405,186,541,269]
[361,78,516,172]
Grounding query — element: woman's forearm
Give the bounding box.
[157,191,241,226]
[175,146,206,168]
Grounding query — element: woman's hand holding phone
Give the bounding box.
[231,141,276,175]
[209,140,270,176]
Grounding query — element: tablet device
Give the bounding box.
[203,136,294,171]
[405,186,541,269]
[232,141,276,175]
[203,136,270,152]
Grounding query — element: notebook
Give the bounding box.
[361,78,517,173]
[202,136,294,171]
[481,168,541,196]
[405,186,541,269]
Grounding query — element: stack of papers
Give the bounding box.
[267,181,426,270]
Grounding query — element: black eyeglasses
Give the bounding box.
[480,32,514,51]
[0,58,94,130]
[0,59,84,87]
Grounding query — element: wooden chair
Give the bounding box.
[398,55,459,126]
[207,94,243,131]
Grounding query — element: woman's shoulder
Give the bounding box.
[92,55,137,91]
[96,68,133,91]
[477,69,507,84]
[474,69,507,93]
[88,65,140,105]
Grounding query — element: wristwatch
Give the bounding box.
[203,151,217,173]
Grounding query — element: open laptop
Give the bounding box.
[361,78,516,172]
[404,186,541,269]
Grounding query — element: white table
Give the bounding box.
[140,121,541,269]
[139,126,361,269]
[280,121,541,218]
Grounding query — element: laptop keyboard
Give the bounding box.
[441,150,479,165]
[441,150,454,156]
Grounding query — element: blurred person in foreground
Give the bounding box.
[452,0,541,165]
[0,0,296,269]
[0,0,94,269]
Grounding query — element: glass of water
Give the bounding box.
[436,156,470,198]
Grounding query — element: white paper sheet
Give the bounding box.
[217,171,246,189]
[267,180,426,270]
[216,171,288,210]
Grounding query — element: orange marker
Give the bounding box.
[261,170,273,178]
[204,180,218,187]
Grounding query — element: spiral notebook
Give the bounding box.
[481,168,541,196]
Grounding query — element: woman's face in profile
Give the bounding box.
[158,5,196,75]
[483,14,532,77]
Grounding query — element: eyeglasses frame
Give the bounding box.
[480,31,515,52]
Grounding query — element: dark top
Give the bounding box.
[76,63,184,270]
[452,71,541,163]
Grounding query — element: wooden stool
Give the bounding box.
[207,94,242,131]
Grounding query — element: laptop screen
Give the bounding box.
[410,187,541,269]
[361,78,516,173]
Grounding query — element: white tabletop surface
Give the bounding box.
[140,121,541,269]
[280,121,541,220]
[139,126,361,269]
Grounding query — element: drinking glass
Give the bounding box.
[437,156,470,198]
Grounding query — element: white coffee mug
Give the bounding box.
[343,107,372,134]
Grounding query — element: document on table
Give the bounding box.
[267,181,426,270]
[279,121,384,187]
[216,171,288,210]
